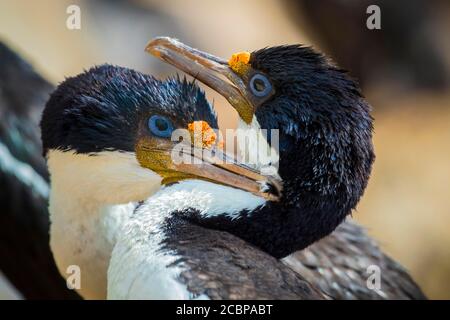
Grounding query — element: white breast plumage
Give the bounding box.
[107,180,265,299]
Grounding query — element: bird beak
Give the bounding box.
[146,37,255,124]
[136,125,280,201]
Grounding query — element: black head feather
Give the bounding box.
[250,45,374,197]
[41,64,217,155]
[187,45,375,258]
[252,45,374,257]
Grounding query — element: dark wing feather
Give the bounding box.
[0,41,80,299]
[163,218,327,300]
[283,219,426,299]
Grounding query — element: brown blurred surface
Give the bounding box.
[0,0,449,299]
[284,0,450,92]
[357,92,450,299]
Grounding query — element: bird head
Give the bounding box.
[41,65,279,205]
[147,38,375,256]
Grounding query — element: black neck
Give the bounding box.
[186,123,373,258]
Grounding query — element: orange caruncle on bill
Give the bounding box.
[187,121,222,149]
[228,51,251,75]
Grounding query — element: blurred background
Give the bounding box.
[0,0,449,299]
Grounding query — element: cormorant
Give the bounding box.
[41,65,326,299]
[146,37,426,299]
[0,41,80,299]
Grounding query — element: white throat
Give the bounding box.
[107,179,265,299]
[46,149,161,299]
[237,116,279,176]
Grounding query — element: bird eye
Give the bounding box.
[249,73,272,97]
[148,115,174,138]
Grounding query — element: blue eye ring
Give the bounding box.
[249,73,272,97]
[148,115,174,138]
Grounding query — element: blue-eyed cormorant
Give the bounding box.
[41,65,327,299]
[146,37,426,299]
